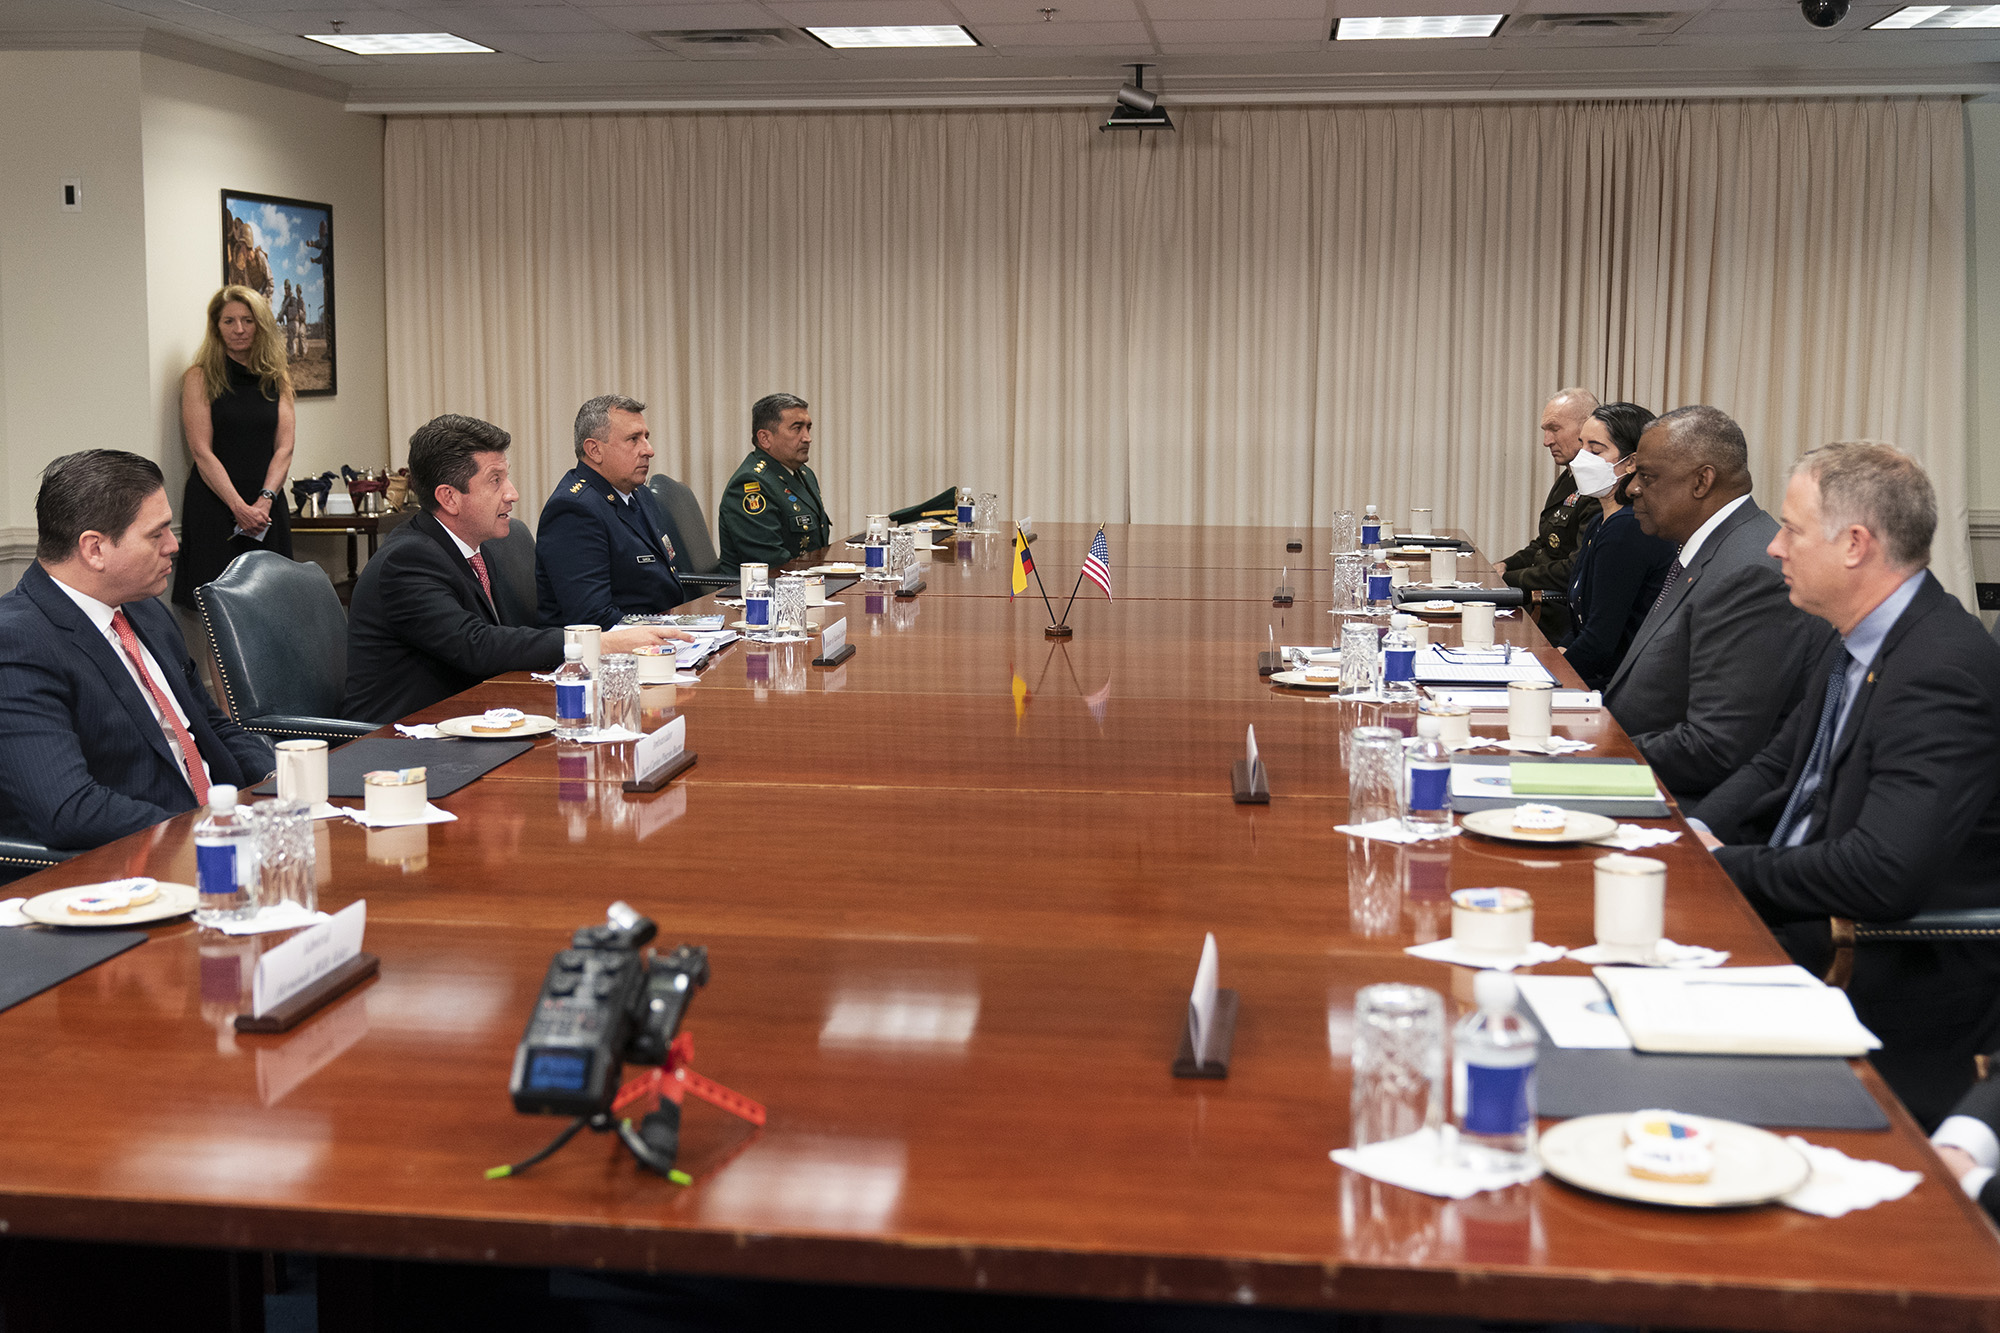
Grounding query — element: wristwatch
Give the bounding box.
[258,488,277,500]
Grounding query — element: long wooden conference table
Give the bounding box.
[3,521,1999,1330]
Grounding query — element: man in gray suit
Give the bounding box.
[1604,406,1834,804]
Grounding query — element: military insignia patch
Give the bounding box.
[753,461,765,473]
[743,481,760,493]
[569,481,584,494]
[1548,533,1561,547]
[743,493,766,514]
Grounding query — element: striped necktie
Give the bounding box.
[110,609,210,803]
[467,550,495,610]
[1649,559,1684,616]
[1768,658,1851,848]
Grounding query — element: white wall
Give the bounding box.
[0,51,152,537]
[140,53,388,508]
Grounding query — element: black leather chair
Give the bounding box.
[484,518,539,627]
[645,475,735,591]
[195,552,377,744]
[1826,908,2000,989]
[0,836,71,887]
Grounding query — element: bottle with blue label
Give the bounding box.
[743,563,772,630]
[193,784,257,925]
[1402,732,1450,833]
[553,643,593,740]
[1367,550,1395,610]
[1452,971,1540,1174]
[1382,628,1419,702]
[956,487,975,527]
[1361,503,1382,549]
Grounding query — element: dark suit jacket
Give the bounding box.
[1694,571,2000,1127]
[534,466,688,629]
[0,563,273,853]
[342,511,563,724]
[1947,1076,2000,1220]
[1500,467,1589,593]
[1563,506,1674,691]
[1604,497,1835,803]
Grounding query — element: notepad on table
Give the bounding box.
[1509,762,1658,798]
[1594,965,1883,1057]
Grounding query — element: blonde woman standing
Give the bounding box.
[173,285,295,607]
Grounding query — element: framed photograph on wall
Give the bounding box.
[221,189,336,396]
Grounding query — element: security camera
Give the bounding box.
[1800,0,1848,27]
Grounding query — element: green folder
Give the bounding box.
[1509,762,1658,798]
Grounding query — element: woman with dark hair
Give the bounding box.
[1560,401,1675,689]
[172,285,295,607]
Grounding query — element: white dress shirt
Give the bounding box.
[1933,1114,1999,1201]
[1674,493,1752,569]
[51,578,210,791]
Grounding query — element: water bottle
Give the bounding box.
[864,528,888,576]
[1361,503,1382,548]
[1403,733,1451,835]
[193,784,257,925]
[553,643,593,739]
[1382,628,1418,701]
[1452,971,1540,1174]
[1367,550,1394,610]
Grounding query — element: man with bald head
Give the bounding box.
[1497,388,1599,638]
[1606,405,1834,803]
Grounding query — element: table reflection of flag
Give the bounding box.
[1011,667,1030,731]
[1081,527,1113,599]
[1083,678,1111,728]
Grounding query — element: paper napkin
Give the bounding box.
[340,803,459,829]
[1780,1138,1922,1218]
[1564,939,1730,969]
[1331,1127,1542,1199]
[1593,824,1683,850]
[1405,938,1567,971]
[209,901,331,937]
[1336,818,1462,845]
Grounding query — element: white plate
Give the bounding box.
[1270,670,1346,691]
[21,881,198,928]
[435,713,557,739]
[1406,600,1463,617]
[1461,806,1620,844]
[809,563,867,575]
[1539,1113,1811,1209]
[730,620,818,635]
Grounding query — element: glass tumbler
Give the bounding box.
[1348,725,1405,824]
[772,574,808,633]
[888,527,917,578]
[1340,621,1382,697]
[1350,982,1446,1147]
[1331,510,1358,555]
[976,492,999,533]
[596,653,641,734]
[1332,553,1365,611]
[249,797,315,912]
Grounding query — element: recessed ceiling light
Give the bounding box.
[803,25,979,48]
[303,32,496,54]
[1335,14,1505,38]
[1871,4,2000,25]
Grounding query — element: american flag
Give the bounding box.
[1081,527,1113,599]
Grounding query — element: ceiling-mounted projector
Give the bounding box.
[1102,64,1173,131]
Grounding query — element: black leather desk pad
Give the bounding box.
[0,928,146,1016]
[254,738,533,800]
[1537,1046,1889,1131]
[1449,754,1672,819]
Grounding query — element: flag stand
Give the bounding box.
[1045,623,1073,639]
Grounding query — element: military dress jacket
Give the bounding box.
[1499,466,1592,594]
[717,448,830,574]
[533,465,688,628]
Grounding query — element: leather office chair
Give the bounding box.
[0,837,71,887]
[483,518,539,627]
[1825,909,2000,989]
[645,475,736,591]
[195,552,377,744]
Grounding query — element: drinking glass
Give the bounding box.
[1332,553,1365,611]
[1348,837,1405,940]
[1348,725,1404,824]
[976,492,999,533]
[1350,983,1446,1147]
[249,798,314,912]
[1340,621,1381,697]
[889,528,917,577]
[1331,510,1358,555]
[596,653,641,734]
[772,573,808,632]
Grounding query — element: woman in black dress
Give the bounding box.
[1561,402,1675,689]
[172,285,295,607]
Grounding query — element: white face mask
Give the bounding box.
[1569,449,1621,499]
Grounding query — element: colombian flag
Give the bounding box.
[1011,528,1034,598]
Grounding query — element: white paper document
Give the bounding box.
[1448,764,1665,806]
[1426,689,1601,711]
[1515,975,1633,1049]
[1413,646,1556,685]
[1593,965,1882,1056]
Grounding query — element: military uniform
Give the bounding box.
[717,447,830,574]
[1500,466,1593,640]
[533,465,688,629]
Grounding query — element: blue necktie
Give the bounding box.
[1768,657,1851,848]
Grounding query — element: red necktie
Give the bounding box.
[467,550,495,609]
[110,609,210,804]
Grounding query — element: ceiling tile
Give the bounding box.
[1329,0,1502,14]
[953,0,1144,22]
[239,7,434,32]
[973,18,1153,41]
[765,0,964,21]
[493,26,662,50]
[404,5,614,30]
[1144,0,1323,18]
[579,2,781,27]
[1150,16,1324,37]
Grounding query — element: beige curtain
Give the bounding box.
[385,98,1970,599]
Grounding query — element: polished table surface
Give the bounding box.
[2,523,1998,1331]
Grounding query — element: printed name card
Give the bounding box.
[252,899,366,1018]
[819,616,848,661]
[1188,932,1220,1066]
[633,716,686,786]
[1245,725,1259,768]
[899,563,923,593]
